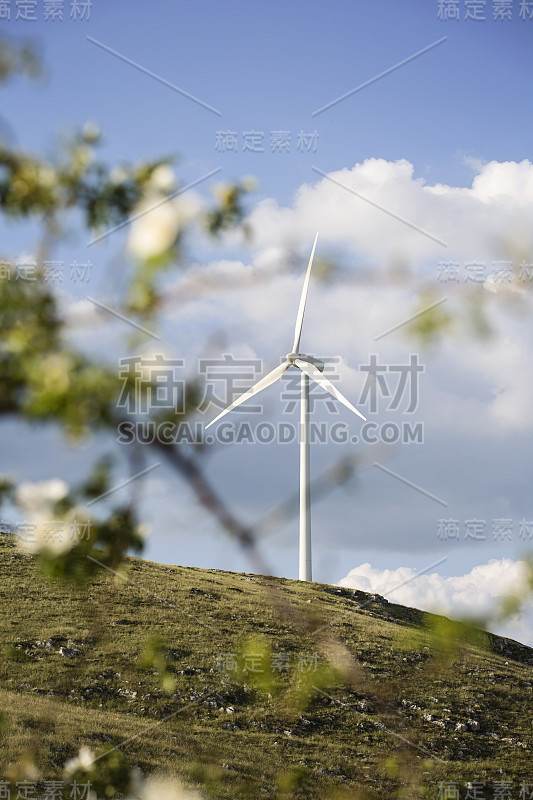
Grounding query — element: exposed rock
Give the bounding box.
[501,737,529,749]
[59,646,81,656]
[118,689,137,699]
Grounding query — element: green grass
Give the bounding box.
[0,537,532,799]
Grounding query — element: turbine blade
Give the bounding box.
[294,358,366,421]
[292,232,319,354]
[205,361,290,429]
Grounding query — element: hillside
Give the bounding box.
[0,535,532,799]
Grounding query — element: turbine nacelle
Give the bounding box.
[286,353,324,372]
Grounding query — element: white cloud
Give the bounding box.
[246,158,533,266]
[469,160,533,204]
[338,559,533,646]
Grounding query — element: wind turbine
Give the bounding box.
[206,233,366,582]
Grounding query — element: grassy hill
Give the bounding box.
[0,535,532,799]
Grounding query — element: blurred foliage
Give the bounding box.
[423,614,490,669]
[0,34,42,84]
[206,178,255,239]
[138,634,177,695]
[64,745,132,800]
[494,556,533,625]
[236,636,275,694]
[36,506,144,583]
[0,128,149,227]
[0,476,13,504]
[464,291,493,339]
[407,294,452,347]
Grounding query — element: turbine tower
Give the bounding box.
[206,233,366,582]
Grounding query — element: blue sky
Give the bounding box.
[2,0,532,199]
[2,0,533,642]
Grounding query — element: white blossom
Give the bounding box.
[15,480,92,556]
[127,193,200,262]
[64,746,95,776]
[140,776,204,800]
[109,166,129,185]
[148,164,176,194]
[15,478,69,515]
